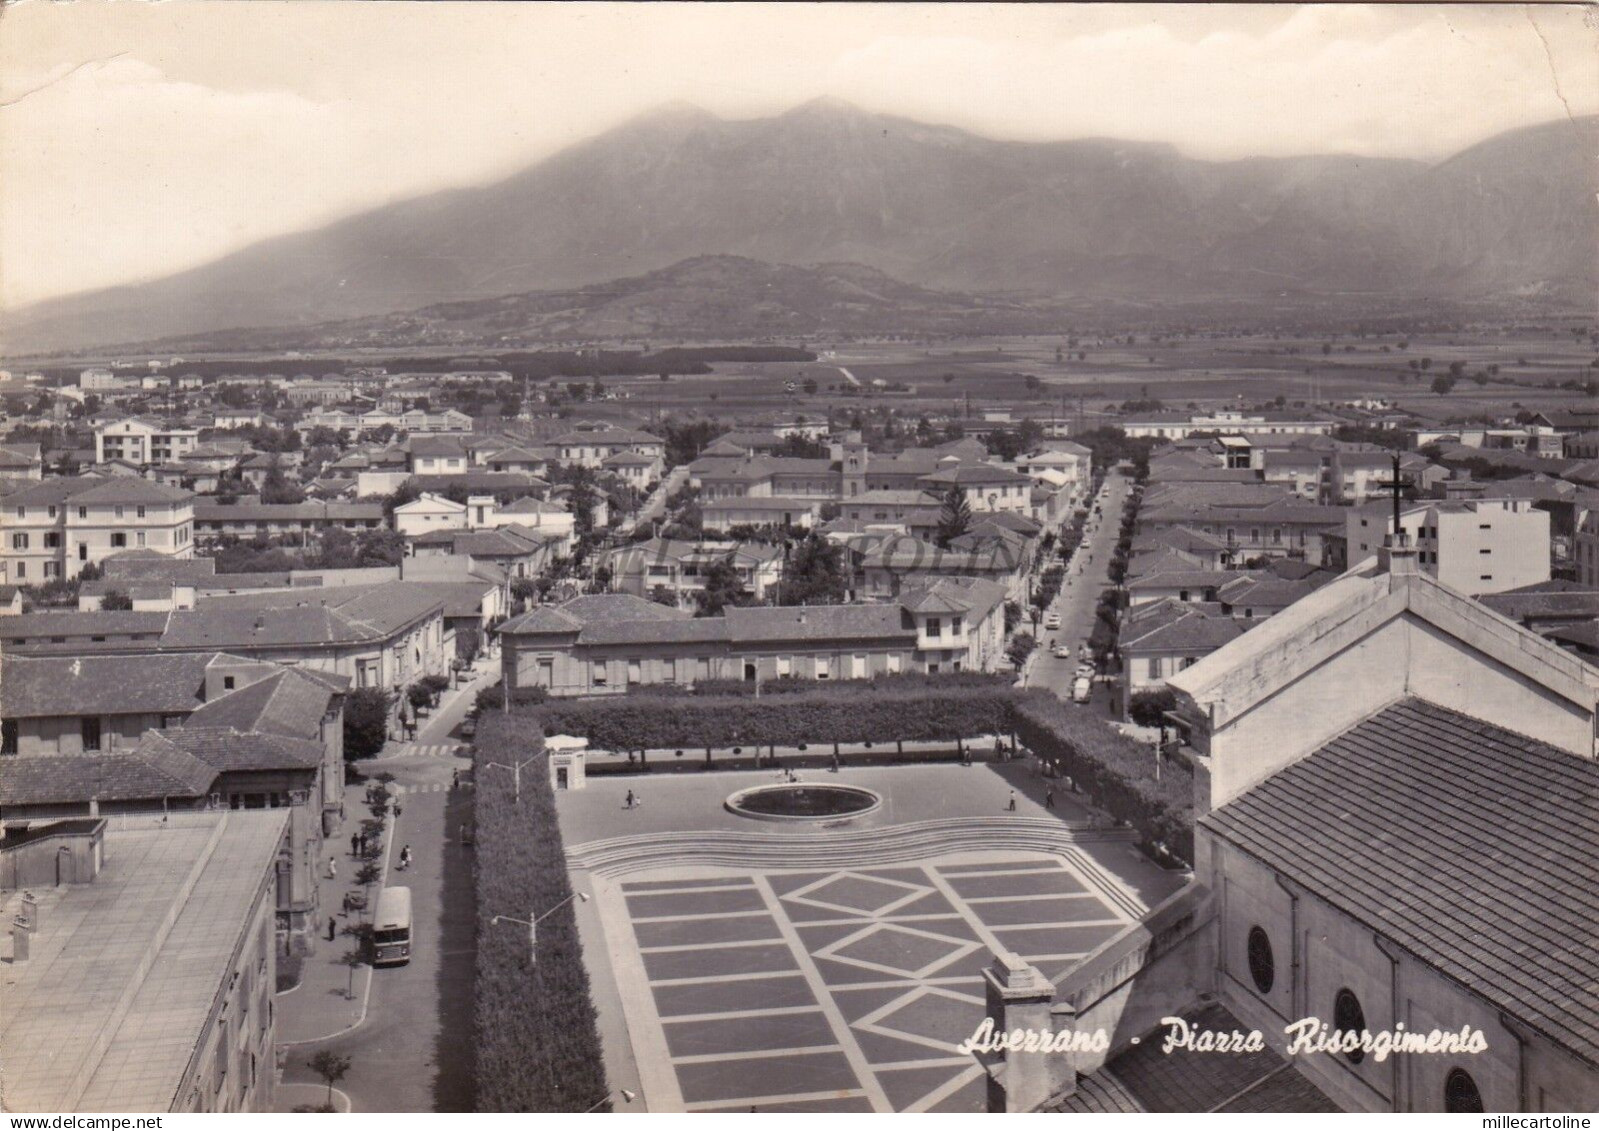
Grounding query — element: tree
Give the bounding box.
[781,532,849,605]
[695,558,746,617]
[308,1051,352,1109]
[336,949,366,1001]
[935,485,973,548]
[1006,632,1037,670]
[344,687,393,760]
[99,589,134,611]
[1430,375,1456,396]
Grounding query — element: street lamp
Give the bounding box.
[583,1089,637,1113]
[490,892,590,958]
[483,752,541,802]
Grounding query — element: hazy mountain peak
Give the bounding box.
[5,109,1592,352]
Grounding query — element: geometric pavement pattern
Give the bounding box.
[604,853,1139,1112]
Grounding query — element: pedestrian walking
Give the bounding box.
[1045,787,1056,809]
[350,833,360,856]
[451,768,459,789]
[394,801,403,819]
[326,856,338,879]
[624,789,635,810]
[398,844,412,870]
[830,753,840,774]
[327,917,338,942]
[1006,790,1017,812]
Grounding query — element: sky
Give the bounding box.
[2,2,1595,311]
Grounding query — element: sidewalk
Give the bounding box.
[276,789,395,1045]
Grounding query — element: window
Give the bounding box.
[13,563,23,579]
[43,562,58,579]
[115,505,124,518]
[1246,927,1274,993]
[137,532,146,547]
[815,657,831,680]
[1332,988,1367,1063]
[12,506,21,519]
[887,653,902,674]
[626,658,641,684]
[137,505,146,518]
[926,617,942,638]
[44,532,59,549]
[81,717,102,753]
[111,533,126,548]
[223,676,236,690]
[951,616,963,635]
[776,655,792,676]
[697,657,711,681]
[10,533,26,550]
[1443,1068,1483,1113]
[0,719,16,755]
[78,506,87,519]
[592,662,608,685]
[78,544,88,561]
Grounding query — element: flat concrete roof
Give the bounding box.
[0,810,287,1112]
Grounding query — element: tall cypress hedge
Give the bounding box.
[1009,688,1194,861]
[473,717,610,1112]
[521,683,1016,752]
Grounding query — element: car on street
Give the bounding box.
[1071,676,1093,703]
[1052,644,1072,659]
[1044,612,1061,630]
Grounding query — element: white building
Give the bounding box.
[2,477,195,583]
[1345,498,1550,595]
[1121,410,1334,441]
[95,417,201,466]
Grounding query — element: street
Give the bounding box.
[276,658,494,1112]
[1026,470,1132,703]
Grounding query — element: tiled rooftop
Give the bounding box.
[1202,698,1599,1065]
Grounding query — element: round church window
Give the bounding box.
[1333,988,1367,1064]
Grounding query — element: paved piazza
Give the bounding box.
[597,850,1144,1113]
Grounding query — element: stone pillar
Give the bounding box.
[982,952,1071,1112]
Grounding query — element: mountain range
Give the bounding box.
[7,99,1595,353]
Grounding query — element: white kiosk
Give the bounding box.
[545,734,589,791]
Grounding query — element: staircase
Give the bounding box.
[566,817,1147,918]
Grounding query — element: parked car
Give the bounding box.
[460,716,477,739]
[1052,644,1072,659]
[1044,612,1062,630]
[1071,676,1093,703]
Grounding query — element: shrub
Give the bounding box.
[475,682,550,712]
[516,680,1016,751]
[1011,690,1193,862]
[1128,688,1178,728]
[473,717,610,1112]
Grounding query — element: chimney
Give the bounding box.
[1378,526,1420,579]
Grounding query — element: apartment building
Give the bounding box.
[0,811,287,1112]
[550,427,665,468]
[94,416,201,465]
[601,537,784,607]
[499,579,1008,696]
[1345,498,1550,595]
[2,477,194,583]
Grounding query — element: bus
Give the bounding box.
[372,886,413,967]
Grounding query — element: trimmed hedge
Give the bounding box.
[473,717,610,1112]
[1010,689,1194,863]
[518,682,1016,752]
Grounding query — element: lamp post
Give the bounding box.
[483,752,541,802]
[583,1088,637,1113]
[490,891,590,959]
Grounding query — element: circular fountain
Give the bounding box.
[725,782,882,825]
